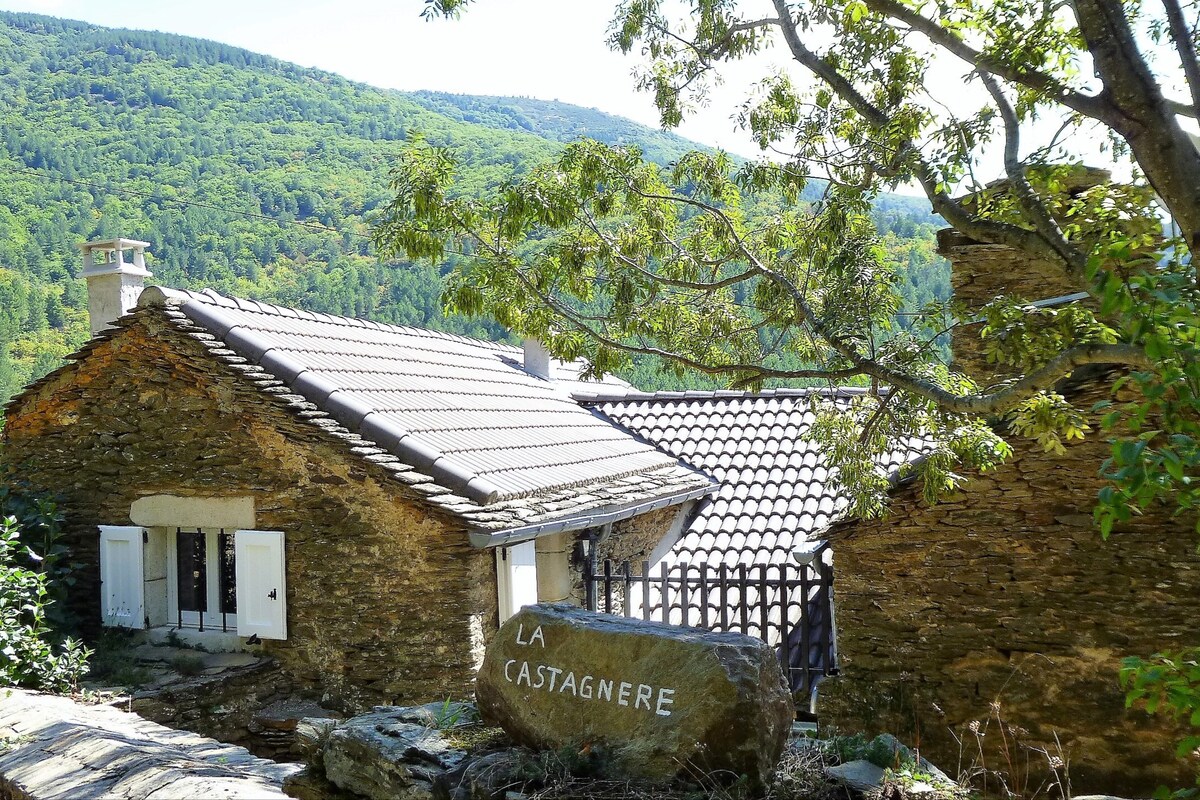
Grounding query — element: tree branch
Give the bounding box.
[864,0,1119,125]
[978,70,1090,281]
[767,0,1079,276]
[1162,0,1200,118]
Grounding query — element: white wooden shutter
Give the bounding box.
[497,540,538,623]
[98,526,145,629]
[234,530,287,640]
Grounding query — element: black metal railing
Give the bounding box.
[582,543,836,703]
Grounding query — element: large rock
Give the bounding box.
[476,603,794,788]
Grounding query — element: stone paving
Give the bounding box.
[0,689,300,799]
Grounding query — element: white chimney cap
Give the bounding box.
[78,237,151,251]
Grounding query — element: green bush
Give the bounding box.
[0,513,91,692]
[0,486,82,632]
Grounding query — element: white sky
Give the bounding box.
[0,0,778,155]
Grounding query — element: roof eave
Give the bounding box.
[468,482,716,548]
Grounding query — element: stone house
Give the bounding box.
[818,222,1200,793]
[0,239,712,713]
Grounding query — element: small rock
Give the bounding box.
[440,751,522,800]
[826,759,885,791]
[295,717,339,768]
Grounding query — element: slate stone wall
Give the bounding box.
[940,230,1096,384]
[819,381,1200,793]
[605,505,680,566]
[129,660,299,759]
[1,310,494,713]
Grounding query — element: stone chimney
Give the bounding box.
[523,338,552,380]
[79,238,152,337]
[940,168,1109,383]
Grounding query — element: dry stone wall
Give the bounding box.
[1,309,494,713]
[605,505,681,566]
[939,230,1098,384]
[819,381,1200,794]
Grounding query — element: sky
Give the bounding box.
[0,0,775,155]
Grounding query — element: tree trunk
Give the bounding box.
[1073,0,1200,262]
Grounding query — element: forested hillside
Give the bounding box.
[0,10,948,405]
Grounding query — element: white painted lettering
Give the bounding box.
[516,624,528,645]
[656,688,675,717]
[634,683,652,710]
[500,643,676,717]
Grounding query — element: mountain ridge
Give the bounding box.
[0,9,947,405]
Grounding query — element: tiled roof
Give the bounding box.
[127,287,714,539]
[594,389,917,571]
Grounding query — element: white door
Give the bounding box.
[497,540,538,623]
[98,525,146,629]
[234,530,287,640]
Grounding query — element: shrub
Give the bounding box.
[0,485,82,632]
[0,514,91,692]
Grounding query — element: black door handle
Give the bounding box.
[267,589,277,600]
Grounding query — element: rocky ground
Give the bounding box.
[283,701,967,800]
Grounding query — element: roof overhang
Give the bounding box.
[468,482,715,548]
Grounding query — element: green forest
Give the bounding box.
[0,10,948,405]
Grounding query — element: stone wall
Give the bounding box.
[128,659,303,760]
[604,505,682,565]
[561,507,685,608]
[1,309,494,713]
[819,381,1200,794]
[939,230,1096,384]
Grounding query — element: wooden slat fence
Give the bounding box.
[582,543,836,703]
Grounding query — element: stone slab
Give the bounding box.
[0,689,300,799]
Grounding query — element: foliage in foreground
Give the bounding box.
[397,0,1200,530]
[0,513,90,693]
[1122,651,1200,797]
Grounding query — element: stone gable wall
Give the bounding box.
[1,311,495,713]
[604,505,680,566]
[819,382,1200,793]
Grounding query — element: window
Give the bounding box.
[98,525,287,640]
[168,528,238,632]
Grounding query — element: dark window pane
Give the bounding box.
[176,530,207,613]
[218,533,237,614]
